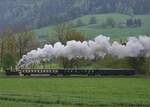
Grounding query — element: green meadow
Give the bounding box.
[0,77,149,107]
[34,13,150,41]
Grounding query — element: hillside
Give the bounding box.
[34,13,150,41]
[0,0,150,31]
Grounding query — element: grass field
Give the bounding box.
[34,13,150,41]
[0,77,149,107]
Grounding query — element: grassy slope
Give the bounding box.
[0,77,149,107]
[75,14,150,40]
[34,13,150,41]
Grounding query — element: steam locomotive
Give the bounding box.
[5,68,136,76]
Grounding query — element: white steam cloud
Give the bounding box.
[18,35,150,66]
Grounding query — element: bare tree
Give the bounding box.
[55,23,85,68]
[54,23,73,44]
[1,28,17,70]
[16,30,39,58]
[0,34,3,65]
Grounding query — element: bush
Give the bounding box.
[2,52,16,70]
[101,18,116,28]
[76,19,84,27]
[89,17,97,25]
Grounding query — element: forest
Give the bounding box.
[0,0,150,31]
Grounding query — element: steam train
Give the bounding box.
[5,68,136,76]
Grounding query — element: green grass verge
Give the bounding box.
[0,77,149,107]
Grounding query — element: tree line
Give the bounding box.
[0,28,39,70]
[74,17,142,28]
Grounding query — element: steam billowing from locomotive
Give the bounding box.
[18,35,150,66]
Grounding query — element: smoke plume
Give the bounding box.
[18,35,150,66]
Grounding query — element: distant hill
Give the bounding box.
[34,13,150,41]
[0,0,150,31]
